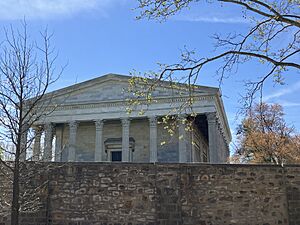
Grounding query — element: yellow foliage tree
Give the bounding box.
[235,103,300,164]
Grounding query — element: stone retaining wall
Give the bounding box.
[1,163,300,225]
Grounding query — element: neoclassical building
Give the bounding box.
[30,74,231,163]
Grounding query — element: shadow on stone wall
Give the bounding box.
[1,163,300,225]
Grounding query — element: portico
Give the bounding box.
[29,74,231,163]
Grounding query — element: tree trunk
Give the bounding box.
[11,159,20,225]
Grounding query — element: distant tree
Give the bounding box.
[0,22,62,225]
[234,102,300,164]
[135,0,300,108]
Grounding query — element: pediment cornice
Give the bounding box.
[42,73,219,101]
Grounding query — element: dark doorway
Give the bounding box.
[111,151,122,161]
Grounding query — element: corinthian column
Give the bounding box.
[94,120,104,162]
[121,118,130,162]
[68,121,78,162]
[178,115,188,163]
[54,126,63,162]
[33,126,42,161]
[43,123,54,161]
[207,112,218,163]
[149,116,157,162]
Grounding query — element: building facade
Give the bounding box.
[29,74,231,163]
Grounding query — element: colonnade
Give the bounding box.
[29,112,227,163]
[32,116,164,162]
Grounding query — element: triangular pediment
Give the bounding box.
[52,78,130,104]
[47,73,218,105]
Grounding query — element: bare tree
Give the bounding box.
[0,22,61,225]
[135,0,300,108]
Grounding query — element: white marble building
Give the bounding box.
[30,74,231,163]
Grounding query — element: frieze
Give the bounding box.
[48,95,215,112]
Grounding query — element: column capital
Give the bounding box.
[68,121,78,130]
[33,126,43,137]
[148,116,157,127]
[94,120,104,130]
[177,114,188,125]
[44,122,54,131]
[206,112,217,123]
[33,125,43,131]
[121,118,130,127]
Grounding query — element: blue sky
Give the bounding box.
[0,0,299,150]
